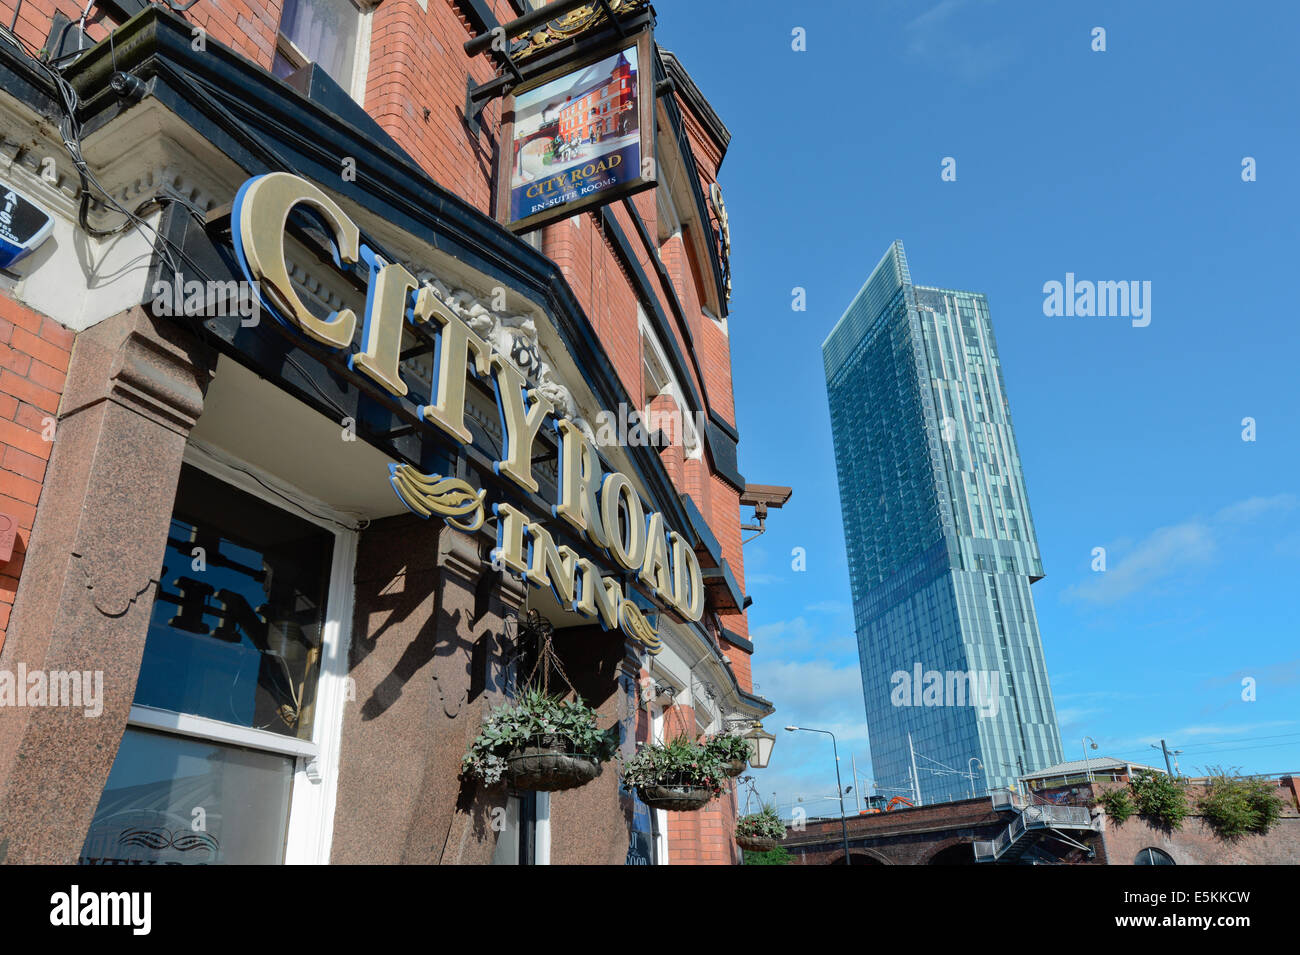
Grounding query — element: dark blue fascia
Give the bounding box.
[703,558,746,615]
[719,626,753,654]
[45,6,704,549]
[680,493,724,568]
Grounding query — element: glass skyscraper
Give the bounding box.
[823,241,1063,805]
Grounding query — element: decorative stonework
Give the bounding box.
[405,273,597,446]
[509,0,651,63]
[114,164,222,218]
[104,327,209,434]
[709,182,732,303]
[69,552,156,618]
[389,465,486,532]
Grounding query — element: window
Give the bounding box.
[80,728,295,865]
[1135,847,1175,865]
[272,0,364,97]
[492,792,538,865]
[79,459,352,865]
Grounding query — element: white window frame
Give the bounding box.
[274,0,374,106]
[650,704,669,864]
[637,305,702,460]
[121,439,358,865]
[535,793,551,865]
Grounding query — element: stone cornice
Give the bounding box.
[60,306,211,435]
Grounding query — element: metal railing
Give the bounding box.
[990,790,1026,811]
[974,802,1094,861]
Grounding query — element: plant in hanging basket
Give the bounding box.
[704,731,752,777]
[735,804,786,852]
[462,688,618,792]
[622,736,727,811]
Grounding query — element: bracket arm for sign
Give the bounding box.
[596,0,625,39]
[463,0,597,58]
[461,0,657,134]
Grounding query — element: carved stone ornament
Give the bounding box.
[70,551,156,617]
[509,0,651,63]
[404,273,597,444]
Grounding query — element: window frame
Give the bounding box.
[117,439,359,865]
[492,790,551,865]
[649,702,669,864]
[273,0,374,105]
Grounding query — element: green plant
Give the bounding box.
[621,735,727,795]
[1096,786,1134,824]
[461,687,617,786]
[704,732,752,765]
[743,845,790,866]
[1198,766,1284,838]
[1130,769,1189,830]
[736,804,786,840]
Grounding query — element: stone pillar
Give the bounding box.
[544,627,640,865]
[331,514,525,864]
[0,307,210,864]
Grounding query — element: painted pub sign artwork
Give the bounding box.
[499,31,656,232]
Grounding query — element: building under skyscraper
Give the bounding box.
[823,241,1063,805]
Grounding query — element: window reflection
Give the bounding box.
[80,728,294,865]
[139,465,333,739]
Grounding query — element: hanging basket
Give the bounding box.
[505,735,603,792]
[637,782,717,812]
[736,833,779,852]
[723,758,748,778]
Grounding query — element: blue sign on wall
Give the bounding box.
[0,187,53,270]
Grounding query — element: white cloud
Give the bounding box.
[1215,494,1297,523]
[1054,706,1102,730]
[804,600,850,615]
[1063,520,1215,605]
[1063,493,1298,606]
[1204,658,1300,689]
[753,659,864,721]
[903,0,1012,82]
[1147,720,1296,741]
[749,616,858,662]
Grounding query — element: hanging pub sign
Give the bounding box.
[0,185,54,270]
[226,172,704,654]
[496,28,656,233]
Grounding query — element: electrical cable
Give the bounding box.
[1101,730,1300,762]
[217,457,365,531]
[18,20,401,527]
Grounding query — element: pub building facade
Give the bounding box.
[0,0,773,864]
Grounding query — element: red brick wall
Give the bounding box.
[542,215,643,397]
[4,0,108,58]
[363,0,517,211]
[658,702,742,865]
[1,0,277,67]
[1094,779,1300,865]
[0,295,71,653]
[0,0,745,601]
[1,0,755,864]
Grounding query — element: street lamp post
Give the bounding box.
[786,725,852,865]
[1151,740,1182,778]
[967,757,984,798]
[1082,736,1099,782]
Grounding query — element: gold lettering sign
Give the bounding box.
[236,172,359,349]
[233,173,703,653]
[389,465,486,533]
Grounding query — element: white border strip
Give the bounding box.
[128,703,318,759]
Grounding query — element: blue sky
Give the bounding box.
[655,0,1300,812]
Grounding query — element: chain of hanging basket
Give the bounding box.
[517,609,574,698]
[499,610,608,791]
